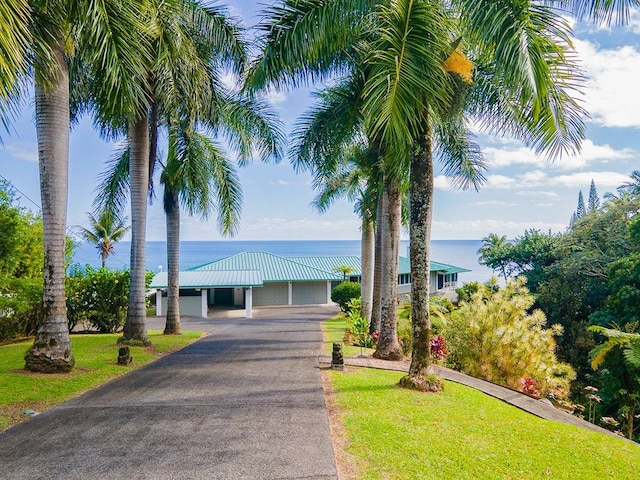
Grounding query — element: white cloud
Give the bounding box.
[266,89,287,105]
[477,170,629,191]
[432,219,567,239]
[626,8,640,33]
[485,175,518,189]
[482,139,634,170]
[434,175,455,191]
[3,144,37,163]
[575,39,640,128]
[272,180,290,186]
[471,200,519,207]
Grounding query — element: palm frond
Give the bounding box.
[551,0,640,25]
[362,0,453,168]
[0,0,30,101]
[93,144,131,216]
[434,116,486,191]
[290,71,365,174]
[246,0,373,91]
[208,92,285,166]
[458,0,586,159]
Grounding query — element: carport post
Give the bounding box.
[201,289,207,317]
[288,281,292,305]
[156,289,162,315]
[245,287,253,318]
[326,281,331,303]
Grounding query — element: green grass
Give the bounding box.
[0,330,201,432]
[323,314,375,357]
[328,366,639,479]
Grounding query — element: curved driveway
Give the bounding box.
[0,305,340,480]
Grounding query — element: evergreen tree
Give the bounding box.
[588,179,600,212]
[570,211,578,227]
[576,191,586,219]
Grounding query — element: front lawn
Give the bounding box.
[325,343,639,479]
[0,331,201,432]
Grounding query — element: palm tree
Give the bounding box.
[95,3,283,337]
[478,233,512,282]
[76,210,129,267]
[88,0,250,344]
[250,0,587,389]
[23,0,152,372]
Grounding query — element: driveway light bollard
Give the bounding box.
[331,343,344,370]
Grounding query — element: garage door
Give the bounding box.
[292,281,327,305]
[253,282,288,306]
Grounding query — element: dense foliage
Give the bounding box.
[0,185,44,341]
[66,266,153,333]
[443,277,575,398]
[331,281,361,312]
[478,180,640,439]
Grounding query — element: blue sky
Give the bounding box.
[1,3,639,241]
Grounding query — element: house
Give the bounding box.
[150,251,470,318]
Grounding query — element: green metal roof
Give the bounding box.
[288,256,362,276]
[191,252,343,282]
[430,260,471,274]
[151,270,263,289]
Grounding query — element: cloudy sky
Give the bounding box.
[1,3,638,241]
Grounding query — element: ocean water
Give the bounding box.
[73,239,496,284]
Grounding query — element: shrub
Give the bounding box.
[345,297,375,347]
[66,266,153,333]
[443,277,575,398]
[0,278,42,341]
[331,281,361,312]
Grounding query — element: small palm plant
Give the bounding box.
[76,210,129,268]
[589,324,640,439]
[334,265,355,282]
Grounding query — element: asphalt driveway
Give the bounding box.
[0,305,340,480]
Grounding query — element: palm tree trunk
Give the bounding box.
[406,121,435,380]
[369,190,384,334]
[123,114,150,344]
[360,216,375,324]
[373,177,403,360]
[164,189,182,334]
[25,39,75,373]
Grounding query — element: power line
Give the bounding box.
[0,173,41,211]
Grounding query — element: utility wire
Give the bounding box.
[0,173,41,211]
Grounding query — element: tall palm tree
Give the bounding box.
[76,210,129,267]
[250,0,587,388]
[88,0,249,344]
[22,0,152,372]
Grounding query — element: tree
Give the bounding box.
[334,265,355,282]
[20,0,152,372]
[249,0,585,391]
[478,233,512,282]
[89,0,249,343]
[588,179,600,212]
[76,210,129,268]
[589,325,640,440]
[576,190,586,219]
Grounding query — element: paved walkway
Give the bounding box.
[318,354,626,441]
[0,306,341,480]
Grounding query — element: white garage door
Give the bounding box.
[253,282,288,306]
[292,282,327,305]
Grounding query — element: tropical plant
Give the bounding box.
[250,0,586,392]
[0,0,30,108]
[444,277,575,399]
[90,1,263,341]
[9,0,154,372]
[65,266,150,333]
[333,264,356,282]
[75,210,129,268]
[478,233,513,282]
[589,324,640,440]
[331,282,361,312]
